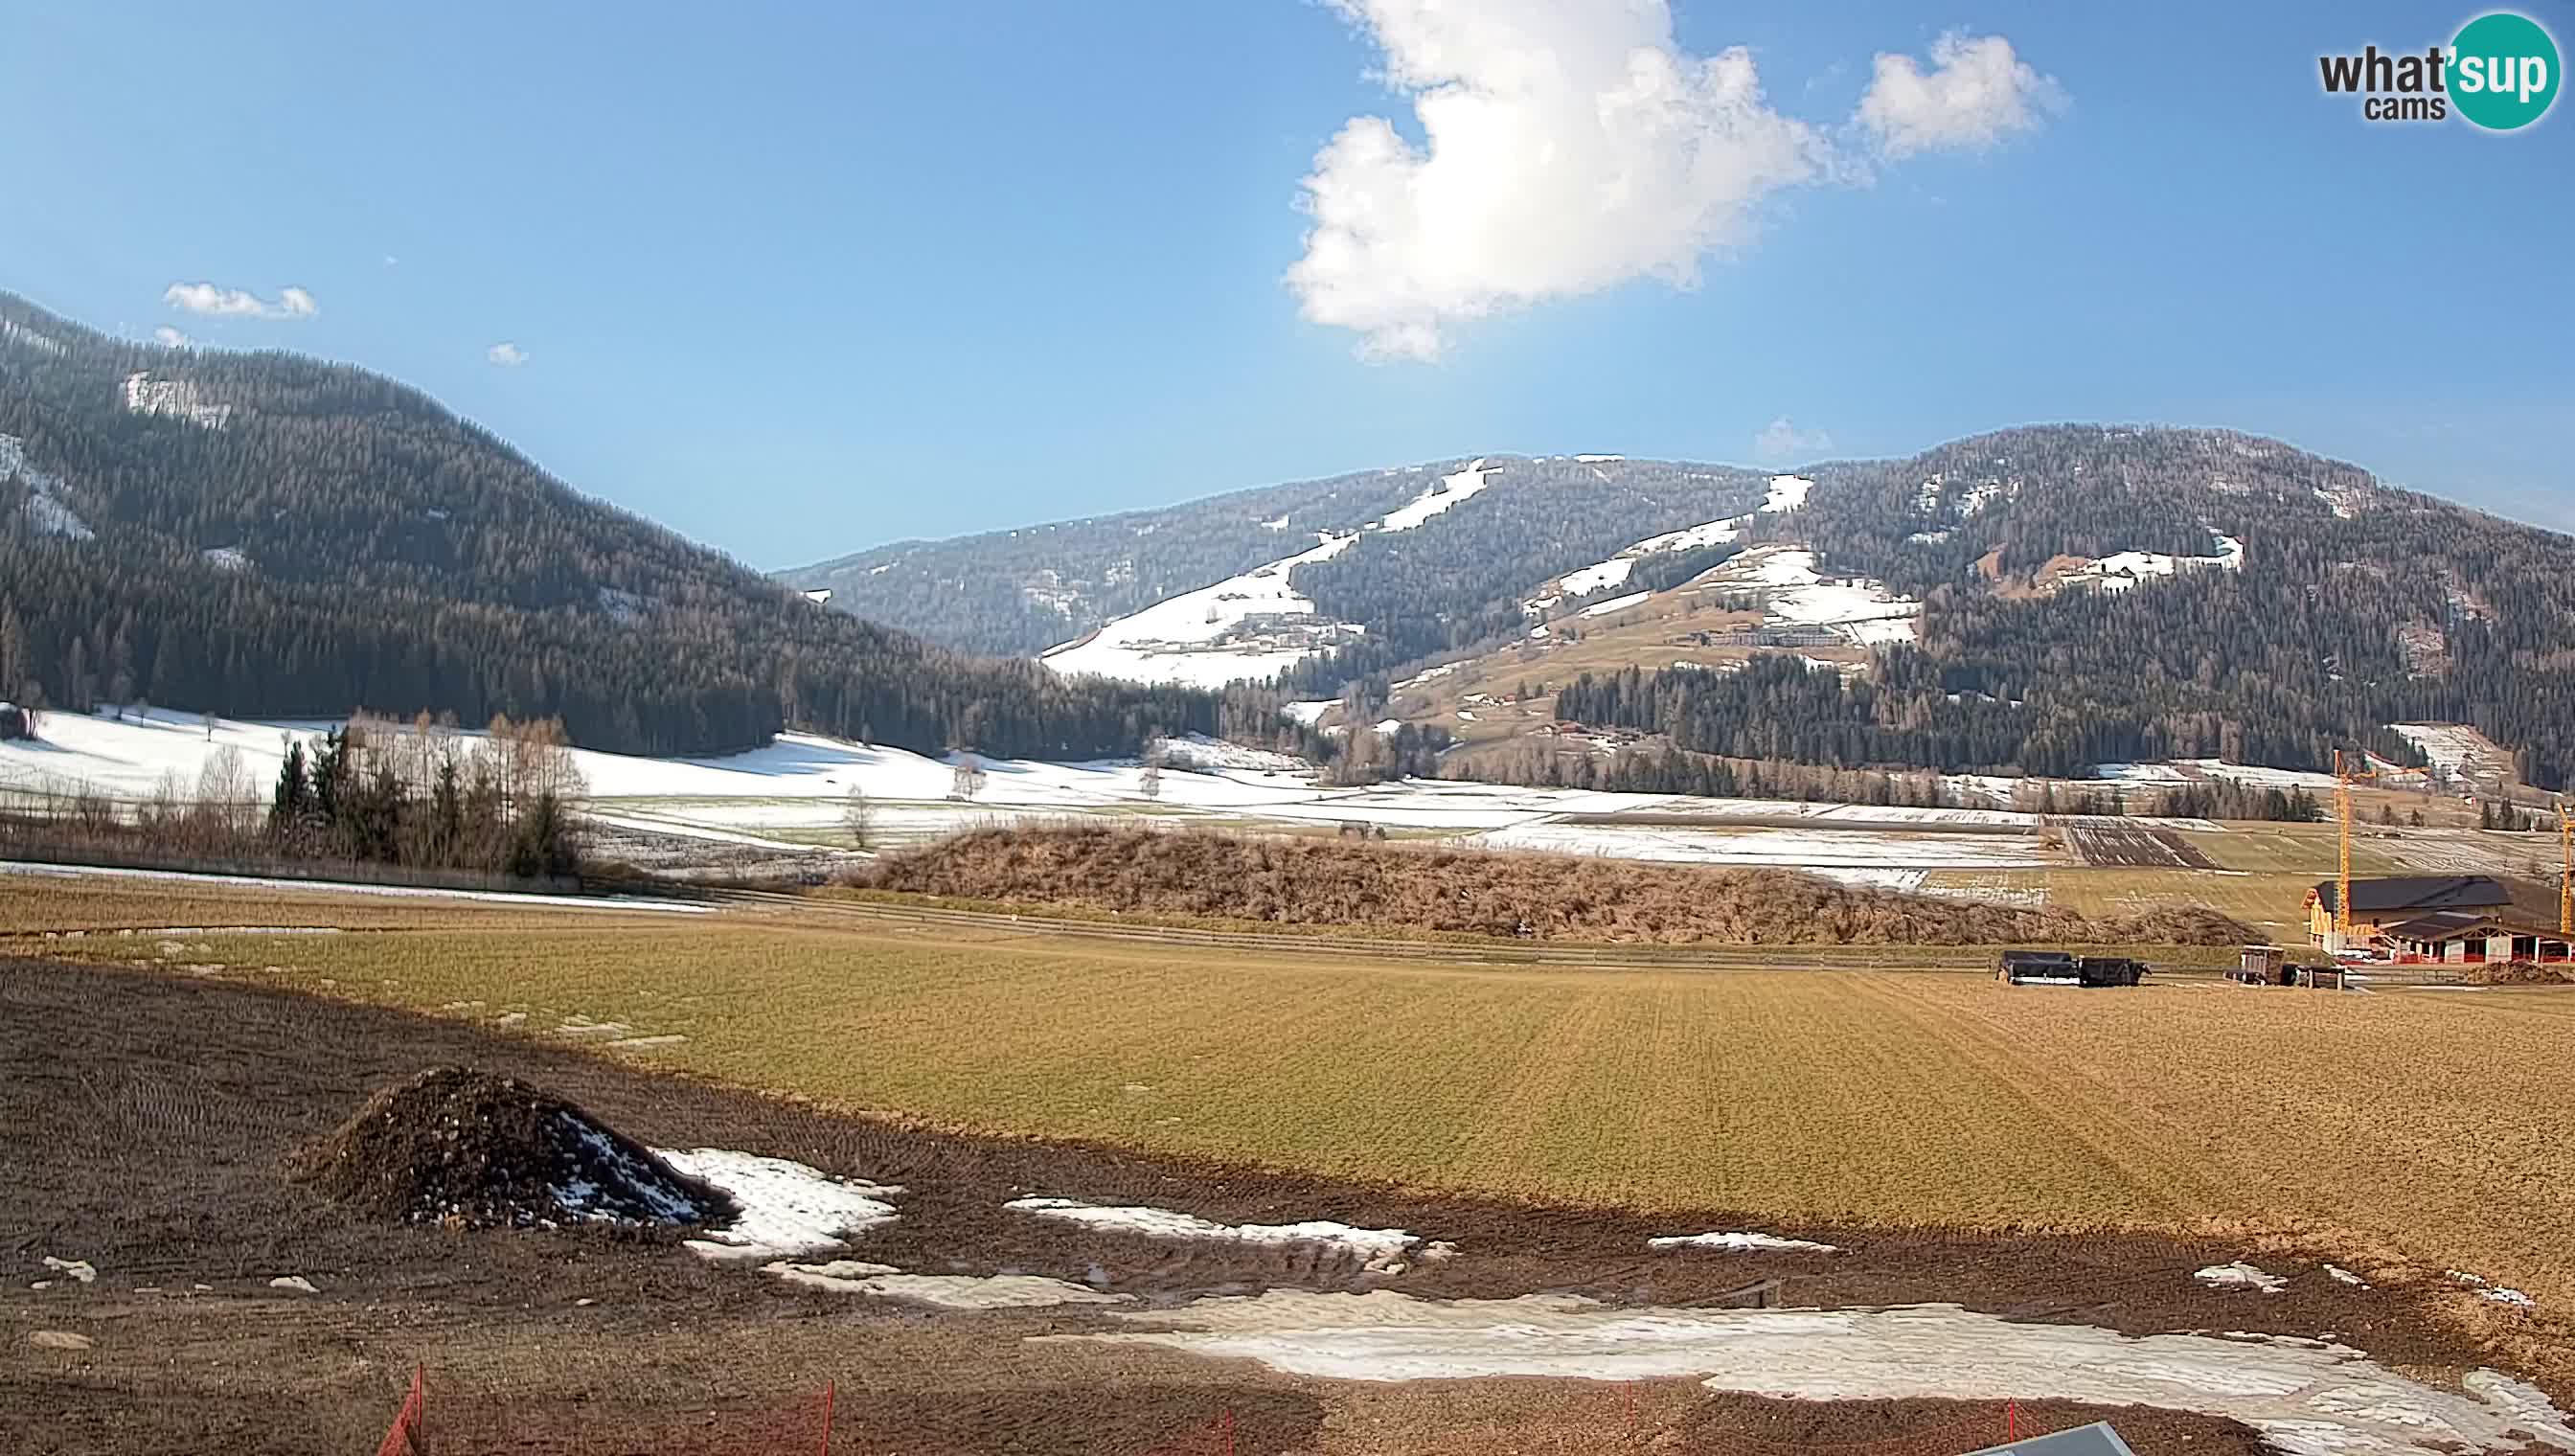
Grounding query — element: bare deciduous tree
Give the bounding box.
[843,785,874,849]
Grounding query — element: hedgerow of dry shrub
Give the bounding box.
[851,827,2255,946]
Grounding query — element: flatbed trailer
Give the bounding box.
[1997,950,2149,988]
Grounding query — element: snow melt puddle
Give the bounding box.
[1650,1232,1839,1254]
[2196,1263,2288,1294]
[768,1259,1128,1309]
[1049,1292,2575,1456]
[652,1149,901,1263]
[1005,1196,1442,1274]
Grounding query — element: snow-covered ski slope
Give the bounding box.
[1041,461,1496,689]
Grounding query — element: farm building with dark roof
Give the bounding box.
[2308,875,2572,962]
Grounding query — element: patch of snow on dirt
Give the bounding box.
[1379,460,1494,533]
[2449,1271,2536,1308]
[1649,1232,1838,1254]
[1055,1292,2575,1456]
[655,1149,902,1263]
[770,1261,1129,1308]
[39,1258,97,1285]
[2196,1262,2287,1293]
[1006,1197,1423,1274]
[2327,1265,2369,1287]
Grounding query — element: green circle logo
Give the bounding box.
[2451,11,2560,130]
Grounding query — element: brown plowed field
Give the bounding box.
[2065,821,2218,869]
[4,960,2562,1456]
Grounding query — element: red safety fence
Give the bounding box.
[371,1369,841,1455]
[374,1367,424,1456]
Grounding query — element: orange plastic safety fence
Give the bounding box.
[367,1370,836,1455]
[371,1367,423,1456]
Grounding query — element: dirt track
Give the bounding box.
[0,959,2549,1455]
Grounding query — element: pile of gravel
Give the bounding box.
[289,1066,732,1233]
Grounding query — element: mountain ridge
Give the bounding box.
[786,424,2575,788]
[0,290,1221,760]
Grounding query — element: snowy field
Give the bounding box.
[1471,821,2057,871]
[0,708,1694,850]
[4,707,2357,882]
[1748,548,1923,647]
[2059,534,2245,592]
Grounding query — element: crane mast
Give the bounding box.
[2335,749,2375,946]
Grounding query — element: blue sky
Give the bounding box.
[7,1,2569,566]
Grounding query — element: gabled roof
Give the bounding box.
[2378,909,2511,941]
[1965,1422,2137,1456]
[2312,876,2509,915]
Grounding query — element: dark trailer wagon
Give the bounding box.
[1997,950,2149,988]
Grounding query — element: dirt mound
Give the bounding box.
[852,826,2257,947]
[289,1067,732,1233]
[2458,960,2575,985]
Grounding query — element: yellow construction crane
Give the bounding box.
[2558,798,2570,938]
[2335,749,2376,945]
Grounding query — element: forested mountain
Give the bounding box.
[1556,427,2575,787]
[790,422,2575,790]
[779,457,1776,660]
[0,292,1215,759]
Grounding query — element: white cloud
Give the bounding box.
[1288,6,2060,360]
[163,282,320,320]
[487,342,528,367]
[1856,33,2066,160]
[383,255,399,267]
[1753,418,1833,463]
[1289,0,1829,361]
[152,326,194,349]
